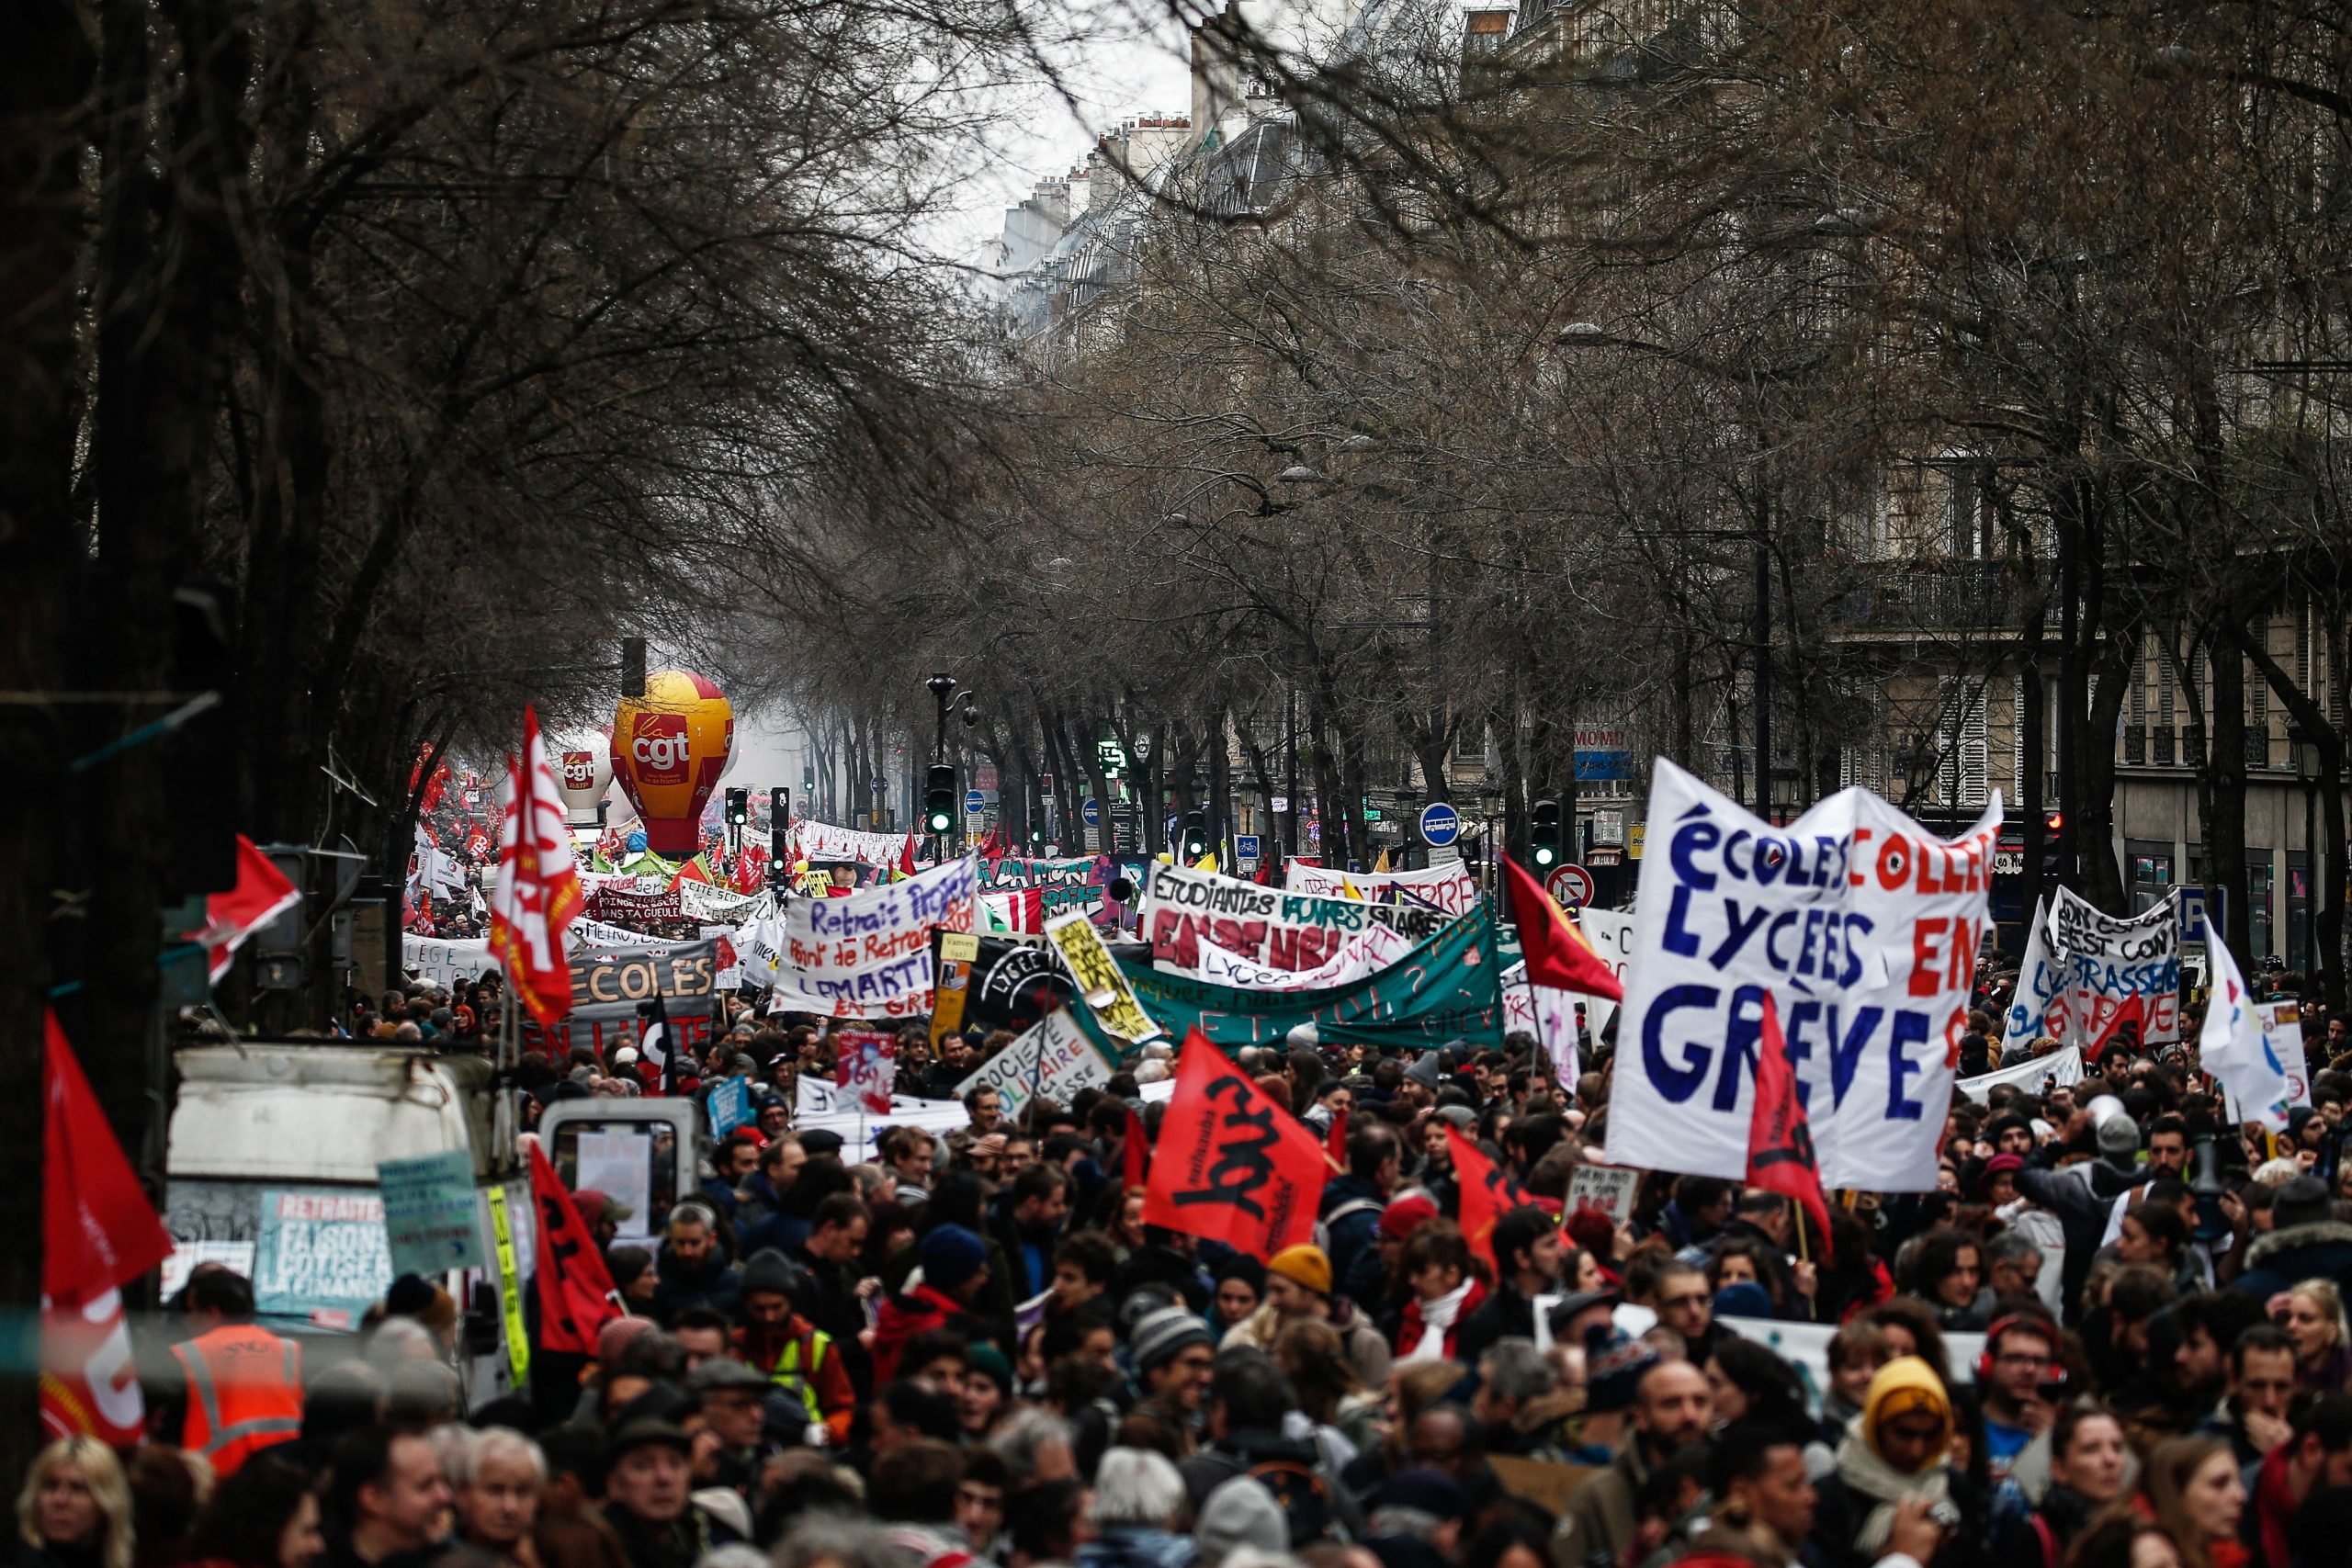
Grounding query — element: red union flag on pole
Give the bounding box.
[526,1142,620,1353]
[1447,1124,1536,1271]
[1747,992,1835,1261]
[1143,1031,1328,1259]
[1502,853,1623,999]
[489,706,585,1031]
[42,1012,174,1445]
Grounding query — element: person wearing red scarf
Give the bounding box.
[2244,1395,2352,1568]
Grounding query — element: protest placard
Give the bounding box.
[1607,760,1999,1191]
[377,1150,484,1276]
[1191,924,1413,991]
[837,1030,896,1114]
[953,1007,1119,1124]
[707,1077,752,1136]
[766,857,976,1018]
[1567,1164,1640,1224]
[1046,910,1162,1043]
[566,940,718,1024]
[253,1188,392,1328]
[796,1075,846,1118]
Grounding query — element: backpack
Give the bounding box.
[1248,1454,1342,1545]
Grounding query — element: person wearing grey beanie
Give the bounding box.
[1194,1475,1288,1564]
[1129,1306,1216,1455]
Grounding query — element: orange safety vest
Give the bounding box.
[170,1325,304,1476]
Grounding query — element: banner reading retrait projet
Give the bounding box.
[1606,761,2000,1192]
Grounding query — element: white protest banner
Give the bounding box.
[1578,910,1636,1041]
[796,1097,967,1157]
[402,935,500,985]
[1955,1045,2085,1105]
[1501,962,1581,1090]
[954,1007,1119,1124]
[680,882,764,922]
[796,1074,846,1118]
[797,819,928,868]
[2215,976,2305,1128]
[1567,1165,1638,1224]
[1140,861,1449,972]
[1717,1316,1983,1413]
[1607,760,2000,1192]
[1998,898,2062,1056]
[2258,1001,2312,1111]
[768,857,977,1018]
[1283,859,1482,916]
[1190,924,1414,991]
[2040,887,2183,1058]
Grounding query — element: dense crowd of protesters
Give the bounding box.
[34,957,2352,1568]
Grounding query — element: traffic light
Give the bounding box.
[2041,810,2067,883]
[924,764,956,834]
[725,787,749,827]
[1182,810,1207,859]
[1530,798,1563,868]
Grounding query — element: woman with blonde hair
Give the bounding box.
[2277,1279,2352,1393]
[17,1436,135,1568]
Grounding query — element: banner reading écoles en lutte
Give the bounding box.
[1606,761,1999,1192]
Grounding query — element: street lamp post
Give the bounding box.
[2290,725,2321,979]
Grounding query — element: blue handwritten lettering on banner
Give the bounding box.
[1609,761,1999,1193]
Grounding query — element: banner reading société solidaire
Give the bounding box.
[1606,761,2000,1192]
[1140,862,1448,971]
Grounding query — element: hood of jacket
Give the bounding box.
[2243,1218,2352,1273]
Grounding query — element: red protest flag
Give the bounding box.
[1144,1031,1328,1259]
[1124,1105,1148,1191]
[1502,854,1623,999]
[187,837,302,983]
[43,1011,174,1446]
[1448,1124,1537,1271]
[898,833,918,878]
[489,707,585,1032]
[527,1142,622,1353]
[1325,1107,1348,1172]
[1747,993,1835,1262]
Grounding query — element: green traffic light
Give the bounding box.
[1534,846,1555,866]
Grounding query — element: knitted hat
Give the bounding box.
[2274,1175,2333,1231]
[1584,1330,1660,1414]
[1984,1111,2030,1147]
[918,1224,989,1292]
[1267,1245,1331,1295]
[1379,1194,1440,1241]
[740,1248,802,1303]
[967,1343,1014,1395]
[1405,1052,1443,1088]
[1861,1357,1952,1472]
[1130,1305,1213,1374]
[2096,1114,2143,1157]
[1982,1153,2025,1183]
[1212,1254,1267,1292]
[1712,1281,1774,1320]
[1196,1475,1287,1562]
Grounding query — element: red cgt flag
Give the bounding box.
[188,837,301,982]
[1144,1031,1328,1259]
[1747,993,1835,1261]
[1124,1105,1148,1191]
[1325,1106,1348,1172]
[43,1012,174,1445]
[489,707,585,1032]
[1502,854,1623,999]
[527,1142,621,1353]
[1448,1124,1538,1271]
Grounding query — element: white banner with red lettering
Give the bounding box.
[797,819,926,868]
[1283,859,1481,915]
[1608,761,2000,1191]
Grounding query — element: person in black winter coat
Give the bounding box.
[2231,1176,2352,1302]
[1323,1125,1400,1310]
[2014,1110,2146,1323]
[1455,1208,1564,1366]
[650,1207,742,1325]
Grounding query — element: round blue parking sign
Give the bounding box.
[1419,801,1461,847]
[964,789,986,816]
[1081,798,1101,826]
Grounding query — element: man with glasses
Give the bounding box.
[1651,1262,1722,1366]
[1978,1314,2060,1480]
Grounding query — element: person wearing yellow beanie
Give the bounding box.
[1218,1244,1391,1390]
[1268,1245,1332,1295]
[1814,1357,1962,1564]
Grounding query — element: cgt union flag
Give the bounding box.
[43,1012,174,1445]
[1144,1031,1328,1258]
[1747,993,1835,1261]
[489,706,585,1031]
[1448,1124,1537,1271]
[526,1143,621,1353]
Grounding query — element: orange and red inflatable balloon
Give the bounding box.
[611,671,734,856]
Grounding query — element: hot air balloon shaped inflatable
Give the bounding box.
[611,671,735,856]
[554,728,615,827]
